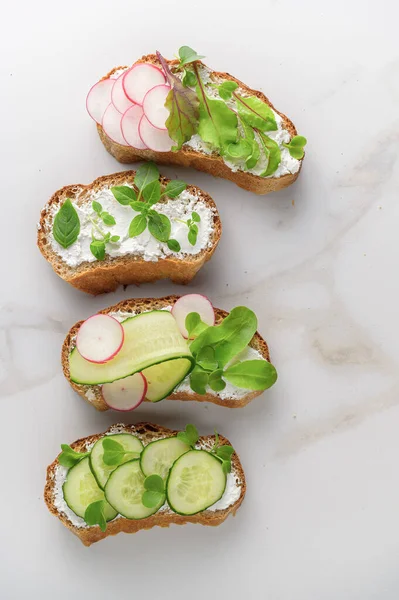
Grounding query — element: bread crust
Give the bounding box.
[61,295,271,410]
[97,55,303,195]
[37,171,221,295]
[44,422,246,546]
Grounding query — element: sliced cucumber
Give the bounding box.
[166,450,226,515]
[63,457,117,522]
[70,311,194,385]
[143,358,193,402]
[90,434,143,489]
[105,459,164,519]
[140,437,190,479]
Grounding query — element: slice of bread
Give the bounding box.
[44,422,246,546]
[37,171,221,295]
[62,295,271,410]
[97,54,303,195]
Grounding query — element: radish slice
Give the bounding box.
[102,103,129,146]
[86,79,114,124]
[123,63,166,105]
[76,315,124,364]
[111,72,135,114]
[143,84,170,130]
[139,116,173,152]
[121,104,148,149]
[102,373,147,411]
[172,295,215,339]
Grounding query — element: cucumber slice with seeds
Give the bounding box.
[105,459,164,519]
[140,437,190,479]
[90,434,143,489]
[166,450,226,515]
[69,311,195,386]
[63,457,117,522]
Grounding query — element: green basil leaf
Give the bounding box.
[142,490,164,509]
[188,227,198,246]
[111,186,137,205]
[157,52,199,151]
[258,131,281,177]
[130,201,145,212]
[142,179,161,204]
[167,238,181,252]
[148,213,171,242]
[144,474,165,493]
[129,214,147,237]
[163,180,187,199]
[110,235,120,243]
[223,359,278,390]
[101,212,116,226]
[189,366,209,395]
[84,500,107,532]
[90,240,106,261]
[53,199,80,249]
[236,95,277,132]
[134,162,160,192]
[191,211,200,222]
[208,369,226,392]
[182,69,197,87]
[58,444,88,468]
[190,307,258,368]
[92,201,102,214]
[178,46,205,66]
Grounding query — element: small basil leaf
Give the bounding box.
[167,239,181,252]
[142,179,161,204]
[130,201,145,212]
[188,227,198,246]
[101,212,116,226]
[129,214,147,237]
[92,201,102,214]
[134,162,159,191]
[53,199,80,249]
[163,180,187,199]
[191,211,200,222]
[148,213,171,242]
[90,240,106,261]
[111,186,137,205]
[110,235,120,243]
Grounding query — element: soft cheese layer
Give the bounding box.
[47,189,216,267]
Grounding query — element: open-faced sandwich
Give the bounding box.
[37,163,221,294]
[62,294,277,410]
[44,422,245,546]
[86,46,307,195]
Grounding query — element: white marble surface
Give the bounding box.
[1,1,398,598]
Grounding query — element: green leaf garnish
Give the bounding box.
[223,359,278,390]
[129,214,147,237]
[58,444,88,468]
[236,95,277,132]
[134,162,160,192]
[188,224,198,246]
[102,437,140,466]
[217,81,238,101]
[110,235,120,243]
[167,238,181,252]
[196,346,218,372]
[157,51,199,151]
[144,474,165,493]
[53,199,80,249]
[162,180,187,199]
[142,474,165,508]
[210,435,235,474]
[111,186,137,205]
[185,312,209,339]
[142,179,161,204]
[190,306,258,368]
[257,131,281,177]
[225,139,253,160]
[90,239,106,260]
[177,424,199,448]
[182,69,197,87]
[191,211,200,222]
[148,212,171,242]
[283,135,307,159]
[178,46,205,67]
[101,211,116,226]
[189,366,209,395]
[84,500,107,532]
[208,369,226,392]
[194,63,238,153]
[92,201,102,214]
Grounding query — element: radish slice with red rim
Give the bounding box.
[139,115,173,152]
[102,373,147,411]
[142,84,170,130]
[102,103,129,146]
[86,79,114,124]
[172,294,215,339]
[123,63,166,105]
[76,314,124,363]
[121,104,148,149]
[111,72,135,114]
